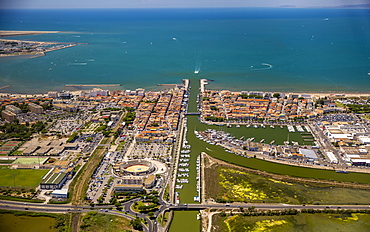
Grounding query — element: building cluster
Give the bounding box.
[132,86,187,143]
[0,39,75,56]
[114,175,156,192]
[321,121,370,166]
[0,95,50,123]
[19,138,79,156]
[196,129,319,164]
[200,90,348,122]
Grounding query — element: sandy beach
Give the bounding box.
[0,30,59,37]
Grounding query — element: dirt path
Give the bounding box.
[72,147,107,205]
[71,213,81,232]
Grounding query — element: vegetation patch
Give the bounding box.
[205,162,370,205]
[0,209,70,232]
[0,121,46,140]
[213,211,370,232]
[132,200,159,213]
[0,167,48,188]
[80,211,133,232]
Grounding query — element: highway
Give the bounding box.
[2,199,369,232]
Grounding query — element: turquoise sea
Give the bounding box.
[0,8,369,94]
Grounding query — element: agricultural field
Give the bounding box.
[212,212,370,232]
[205,165,370,205]
[0,167,48,188]
[79,211,133,232]
[169,211,200,232]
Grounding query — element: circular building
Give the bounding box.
[120,160,155,176]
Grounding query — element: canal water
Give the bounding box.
[182,79,370,200]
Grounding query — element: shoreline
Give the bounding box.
[0,88,369,97]
[0,30,60,38]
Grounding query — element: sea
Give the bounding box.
[0,8,369,94]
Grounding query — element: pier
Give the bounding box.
[0,85,11,90]
[200,79,208,93]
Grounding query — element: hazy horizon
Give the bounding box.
[0,0,369,9]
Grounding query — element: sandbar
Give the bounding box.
[0,30,59,38]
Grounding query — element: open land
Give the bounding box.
[0,168,48,188]
[204,156,370,205]
[0,213,57,232]
[212,212,370,232]
[0,209,69,232]
[79,211,133,232]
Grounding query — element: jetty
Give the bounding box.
[0,85,11,90]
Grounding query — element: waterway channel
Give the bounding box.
[169,78,370,232]
[183,79,370,194]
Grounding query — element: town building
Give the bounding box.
[5,105,22,114]
[28,102,43,114]
[1,110,16,122]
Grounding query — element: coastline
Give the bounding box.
[0,30,59,38]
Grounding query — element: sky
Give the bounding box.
[0,0,369,9]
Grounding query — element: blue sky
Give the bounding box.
[0,0,369,9]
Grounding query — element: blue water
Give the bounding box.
[0,8,369,94]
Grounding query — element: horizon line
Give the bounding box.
[1,6,370,10]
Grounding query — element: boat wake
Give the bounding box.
[250,63,273,71]
[68,63,88,66]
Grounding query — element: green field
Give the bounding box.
[169,211,200,232]
[206,166,370,205]
[13,158,48,165]
[80,211,133,232]
[0,167,49,188]
[213,212,370,232]
[0,214,56,232]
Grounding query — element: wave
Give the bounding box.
[250,63,273,71]
[68,63,88,66]
[86,59,95,62]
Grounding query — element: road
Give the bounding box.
[1,199,370,232]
